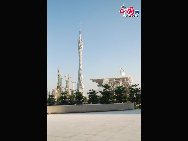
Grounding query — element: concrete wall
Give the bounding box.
[47,103,134,114]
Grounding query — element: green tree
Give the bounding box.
[99,84,113,104]
[87,89,99,104]
[56,91,68,105]
[47,95,55,106]
[74,91,84,105]
[83,96,88,104]
[68,93,76,105]
[114,86,127,103]
[128,84,141,107]
[135,87,141,108]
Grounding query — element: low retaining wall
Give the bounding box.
[47,103,134,114]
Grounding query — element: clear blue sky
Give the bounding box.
[47,0,141,95]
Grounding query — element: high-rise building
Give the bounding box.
[47,88,50,98]
[51,89,55,96]
[57,67,63,99]
[51,88,57,99]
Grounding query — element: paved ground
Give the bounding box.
[47,109,141,141]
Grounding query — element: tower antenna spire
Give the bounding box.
[79,21,82,38]
[79,28,82,40]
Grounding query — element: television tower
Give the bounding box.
[77,30,84,94]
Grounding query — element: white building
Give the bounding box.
[47,88,51,98]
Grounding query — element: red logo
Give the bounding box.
[120,8,126,13]
[127,7,134,15]
[119,5,139,18]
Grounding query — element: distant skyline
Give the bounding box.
[47,0,141,95]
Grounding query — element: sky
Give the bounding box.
[47,0,141,96]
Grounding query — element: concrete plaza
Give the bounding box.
[47,109,141,141]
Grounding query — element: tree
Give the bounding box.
[56,91,68,105]
[47,95,55,106]
[135,87,141,107]
[99,84,113,104]
[68,93,76,105]
[128,84,141,107]
[87,89,99,104]
[74,90,84,105]
[83,96,88,104]
[114,86,127,103]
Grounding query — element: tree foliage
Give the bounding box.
[88,89,99,104]
[47,83,141,109]
[74,90,84,105]
[114,86,127,103]
[47,95,55,106]
[56,91,68,105]
[68,93,76,105]
[128,84,141,106]
[99,84,113,104]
